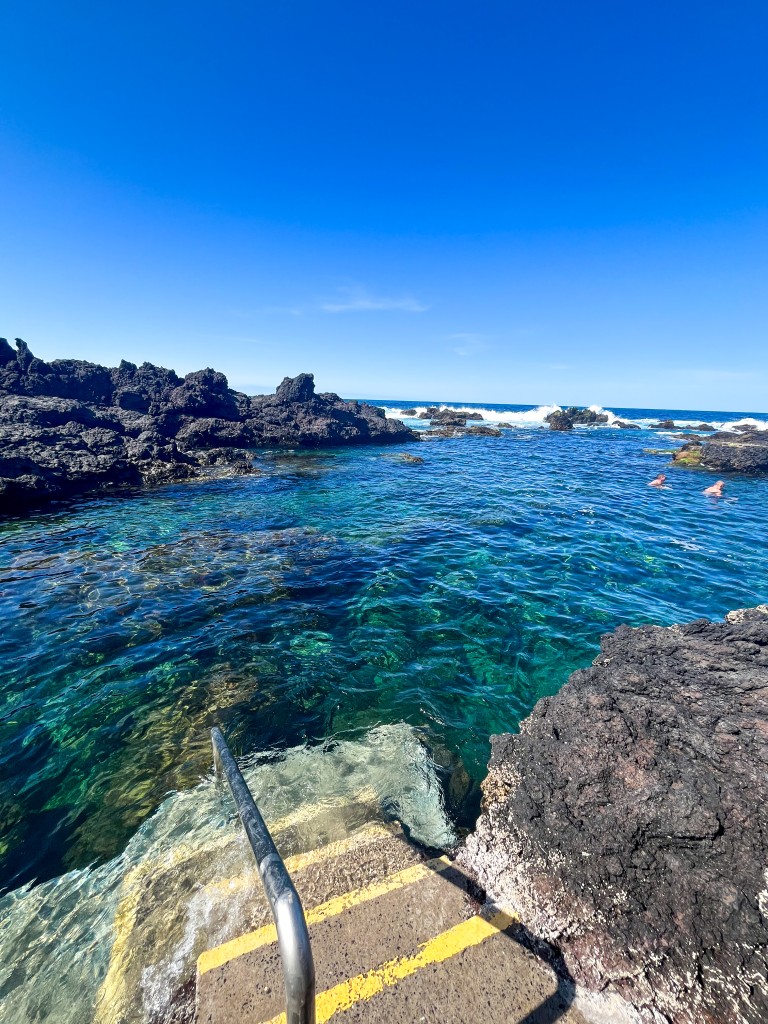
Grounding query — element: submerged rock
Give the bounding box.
[0,341,416,513]
[465,425,502,437]
[460,607,768,1024]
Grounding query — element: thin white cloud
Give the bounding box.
[445,333,489,357]
[321,286,429,314]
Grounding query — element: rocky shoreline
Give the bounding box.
[459,606,768,1024]
[0,340,414,513]
[673,428,768,475]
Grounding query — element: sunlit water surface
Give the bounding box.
[1,402,767,1022]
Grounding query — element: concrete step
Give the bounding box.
[95,800,415,1024]
[195,848,587,1024]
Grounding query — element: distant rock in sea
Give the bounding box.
[0,339,415,513]
[459,606,768,1024]
[546,410,574,431]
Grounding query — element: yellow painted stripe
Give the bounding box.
[197,856,452,976]
[205,820,395,899]
[262,909,516,1024]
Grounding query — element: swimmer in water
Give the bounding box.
[648,473,667,488]
[703,480,725,497]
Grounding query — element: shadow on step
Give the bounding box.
[422,852,577,1024]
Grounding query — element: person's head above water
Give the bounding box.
[648,473,667,487]
[703,479,725,496]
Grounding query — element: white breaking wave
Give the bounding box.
[383,403,563,425]
[587,404,620,425]
[383,404,768,431]
[718,416,768,431]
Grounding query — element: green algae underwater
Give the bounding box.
[1,418,767,1022]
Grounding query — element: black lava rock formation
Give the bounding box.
[459,607,768,1024]
[546,410,574,431]
[0,340,414,513]
[673,429,768,475]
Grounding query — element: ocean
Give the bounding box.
[1,400,767,1022]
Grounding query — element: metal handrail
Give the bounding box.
[211,726,316,1024]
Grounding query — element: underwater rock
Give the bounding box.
[465,425,502,437]
[0,342,416,513]
[399,453,425,464]
[459,607,768,1024]
[546,410,574,431]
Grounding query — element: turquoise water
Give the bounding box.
[1,403,767,898]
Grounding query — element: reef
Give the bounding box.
[460,606,768,1024]
[0,339,414,512]
[673,428,768,476]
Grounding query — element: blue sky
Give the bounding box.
[1,1,766,409]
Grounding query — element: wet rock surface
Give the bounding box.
[673,429,768,475]
[0,340,414,512]
[460,607,768,1024]
[546,407,609,428]
[547,410,574,431]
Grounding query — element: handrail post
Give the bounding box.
[211,727,316,1024]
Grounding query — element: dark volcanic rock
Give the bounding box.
[400,408,418,417]
[0,342,415,513]
[547,410,574,431]
[460,607,768,1024]
[672,431,768,475]
[546,406,609,427]
[432,412,467,426]
[700,431,768,475]
[651,419,677,429]
[694,423,716,432]
[562,406,609,425]
[465,425,502,437]
[614,419,641,429]
[417,407,481,425]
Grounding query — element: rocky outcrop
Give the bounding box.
[460,607,768,1024]
[0,340,414,513]
[615,420,641,429]
[673,430,768,475]
[417,408,484,425]
[546,407,609,427]
[547,410,574,431]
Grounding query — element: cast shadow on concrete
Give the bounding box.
[419,846,577,1024]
